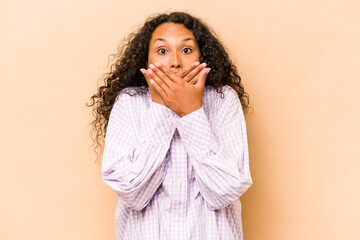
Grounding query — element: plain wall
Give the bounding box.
[1,0,359,239]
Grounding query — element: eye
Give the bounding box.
[157,48,167,55]
[182,48,192,54]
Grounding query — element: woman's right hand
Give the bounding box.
[140,68,165,106]
[140,61,207,107]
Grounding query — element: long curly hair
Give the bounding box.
[87,11,250,163]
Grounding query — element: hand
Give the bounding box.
[140,68,165,106]
[177,61,208,85]
[140,61,207,106]
[148,62,211,117]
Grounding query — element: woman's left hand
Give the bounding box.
[148,62,211,117]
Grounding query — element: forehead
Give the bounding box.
[150,22,195,42]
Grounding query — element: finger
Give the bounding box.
[140,68,146,77]
[148,68,170,94]
[140,68,151,85]
[149,64,176,89]
[153,62,182,84]
[183,62,207,83]
[149,78,167,98]
[188,70,201,85]
[177,61,200,78]
[140,68,146,75]
[187,62,207,84]
[195,68,211,89]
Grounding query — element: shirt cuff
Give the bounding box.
[142,102,179,145]
[176,107,219,153]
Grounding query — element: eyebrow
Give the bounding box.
[154,37,196,43]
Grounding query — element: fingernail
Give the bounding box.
[148,68,153,74]
[154,62,161,67]
[149,64,155,69]
[201,63,207,67]
[194,61,200,66]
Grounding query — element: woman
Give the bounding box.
[88,11,253,240]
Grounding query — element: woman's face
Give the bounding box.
[148,22,200,74]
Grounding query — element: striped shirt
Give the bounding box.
[101,85,253,239]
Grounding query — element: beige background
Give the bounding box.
[1,0,360,239]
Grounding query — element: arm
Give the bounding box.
[176,87,253,210]
[101,92,176,211]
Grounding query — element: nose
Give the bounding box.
[169,52,181,69]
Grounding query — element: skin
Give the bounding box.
[140,23,211,117]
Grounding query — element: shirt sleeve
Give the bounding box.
[176,88,253,210]
[101,93,176,211]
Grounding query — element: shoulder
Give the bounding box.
[113,87,150,108]
[201,85,242,130]
[108,87,150,130]
[115,87,149,102]
[110,87,150,119]
[202,85,239,111]
[204,85,238,100]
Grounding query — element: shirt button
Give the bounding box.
[185,141,190,147]
[177,212,182,217]
[178,175,183,181]
[166,133,171,139]
[177,139,182,144]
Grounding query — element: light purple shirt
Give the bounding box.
[102,85,253,239]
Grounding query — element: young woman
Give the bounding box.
[88,11,253,240]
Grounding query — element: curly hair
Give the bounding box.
[87,11,250,163]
